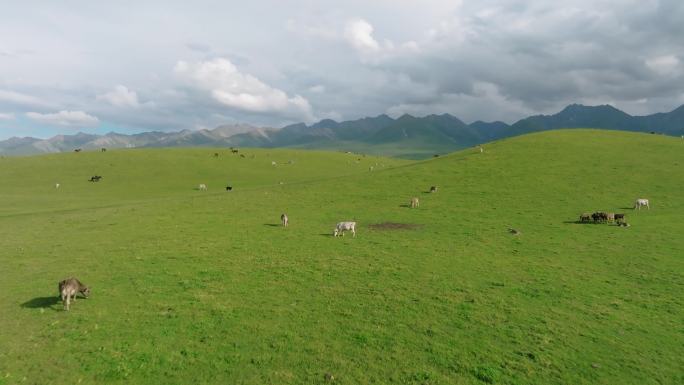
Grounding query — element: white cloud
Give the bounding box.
[96,85,140,108]
[0,89,50,108]
[0,112,16,120]
[343,18,421,60]
[174,58,315,121]
[344,19,381,52]
[646,55,680,75]
[26,110,100,127]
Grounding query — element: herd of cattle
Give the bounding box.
[579,198,650,227]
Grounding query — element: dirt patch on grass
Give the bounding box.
[368,222,423,231]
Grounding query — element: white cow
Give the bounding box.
[55,183,60,189]
[281,213,289,227]
[334,221,356,237]
[198,183,207,191]
[271,161,277,166]
[410,197,420,208]
[634,198,650,210]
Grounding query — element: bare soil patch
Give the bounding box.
[368,222,423,231]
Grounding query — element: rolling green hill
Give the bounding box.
[0,130,682,385]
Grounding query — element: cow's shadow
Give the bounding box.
[21,296,60,310]
[563,220,598,224]
[619,207,634,210]
[398,204,411,208]
[319,233,334,237]
[263,223,281,227]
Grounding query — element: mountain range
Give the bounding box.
[2,104,683,158]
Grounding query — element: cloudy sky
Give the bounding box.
[1,0,683,139]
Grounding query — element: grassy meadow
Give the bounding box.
[0,129,682,385]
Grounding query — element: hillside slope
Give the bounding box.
[0,130,682,385]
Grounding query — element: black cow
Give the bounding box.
[225,186,233,191]
[88,175,103,182]
[592,212,608,223]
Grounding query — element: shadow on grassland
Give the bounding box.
[21,296,61,310]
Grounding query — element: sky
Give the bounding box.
[1,0,683,140]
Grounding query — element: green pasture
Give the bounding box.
[0,130,682,385]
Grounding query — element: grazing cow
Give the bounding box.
[369,166,374,171]
[58,277,90,311]
[214,153,219,158]
[88,175,102,182]
[271,161,277,166]
[592,212,608,223]
[198,183,207,191]
[225,186,232,191]
[74,148,82,153]
[480,147,484,153]
[101,148,106,152]
[430,186,438,193]
[579,213,591,222]
[634,198,650,210]
[614,213,626,224]
[281,213,289,227]
[334,221,356,237]
[410,197,419,208]
[606,213,615,222]
[55,183,60,189]
[240,154,245,158]
[231,149,239,154]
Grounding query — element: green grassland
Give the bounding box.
[0,130,682,385]
[293,139,461,160]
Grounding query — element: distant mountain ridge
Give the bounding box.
[0,124,266,156]
[2,104,683,157]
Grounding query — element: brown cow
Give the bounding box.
[58,277,90,311]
